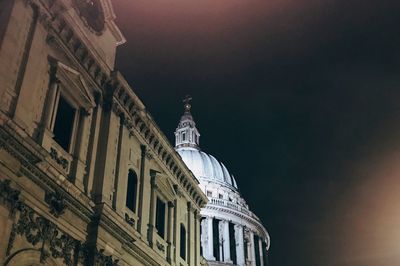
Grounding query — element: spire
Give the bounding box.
[175,95,201,149]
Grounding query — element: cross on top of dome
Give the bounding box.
[183,95,192,113]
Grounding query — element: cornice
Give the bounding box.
[0,125,94,222]
[107,72,208,210]
[203,204,270,244]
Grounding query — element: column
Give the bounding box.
[194,211,199,266]
[167,201,174,263]
[206,217,215,260]
[249,230,256,266]
[147,170,157,247]
[219,221,223,261]
[137,145,147,233]
[173,199,178,263]
[235,225,245,266]
[187,202,192,265]
[42,73,59,132]
[38,69,59,148]
[223,221,232,263]
[259,238,264,266]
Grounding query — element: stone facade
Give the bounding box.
[0,0,207,265]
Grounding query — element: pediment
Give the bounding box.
[56,61,96,111]
[155,173,177,201]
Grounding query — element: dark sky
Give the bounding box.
[112,1,400,265]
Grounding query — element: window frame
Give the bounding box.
[125,169,138,213]
[40,59,96,175]
[50,88,80,154]
[155,196,166,239]
[180,223,187,260]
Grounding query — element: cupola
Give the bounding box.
[174,95,201,149]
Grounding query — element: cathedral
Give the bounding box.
[0,0,269,265]
[174,99,270,266]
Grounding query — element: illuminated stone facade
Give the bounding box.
[175,101,270,266]
[0,0,207,265]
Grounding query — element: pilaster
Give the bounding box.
[147,169,158,248]
[187,202,192,265]
[259,237,264,266]
[235,224,245,266]
[137,144,147,234]
[250,230,256,266]
[223,220,232,263]
[167,201,174,263]
[206,216,215,260]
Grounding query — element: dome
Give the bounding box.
[174,97,270,266]
[176,147,238,189]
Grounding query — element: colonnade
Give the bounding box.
[201,216,268,266]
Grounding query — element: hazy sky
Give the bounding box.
[113,1,400,265]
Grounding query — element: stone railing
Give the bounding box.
[209,198,251,216]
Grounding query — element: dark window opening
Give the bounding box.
[180,223,186,260]
[182,132,186,141]
[0,0,14,45]
[155,197,166,238]
[218,194,223,199]
[213,219,221,261]
[229,222,237,264]
[126,169,138,212]
[262,241,268,266]
[200,218,205,256]
[53,95,75,151]
[254,234,261,266]
[207,191,212,197]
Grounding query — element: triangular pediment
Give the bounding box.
[56,62,96,110]
[155,173,177,201]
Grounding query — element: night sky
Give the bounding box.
[112,1,400,265]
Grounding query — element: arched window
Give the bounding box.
[126,169,138,212]
[180,223,186,260]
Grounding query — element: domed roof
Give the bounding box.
[176,147,238,189]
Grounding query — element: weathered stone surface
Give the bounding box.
[0,0,207,265]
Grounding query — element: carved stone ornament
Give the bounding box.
[0,180,120,265]
[50,147,69,170]
[0,179,22,213]
[45,190,67,218]
[156,240,165,252]
[94,248,120,266]
[5,200,77,265]
[145,151,153,160]
[73,0,105,34]
[124,213,135,227]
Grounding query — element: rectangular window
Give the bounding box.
[254,234,261,266]
[229,222,237,264]
[218,194,223,199]
[262,241,268,266]
[155,197,166,238]
[53,95,76,151]
[200,218,205,256]
[207,191,212,197]
[180,223,186,260]
[0,0,14,46]
[126,170,138,212]
[182,132,186,141]
[213,219,220,261]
